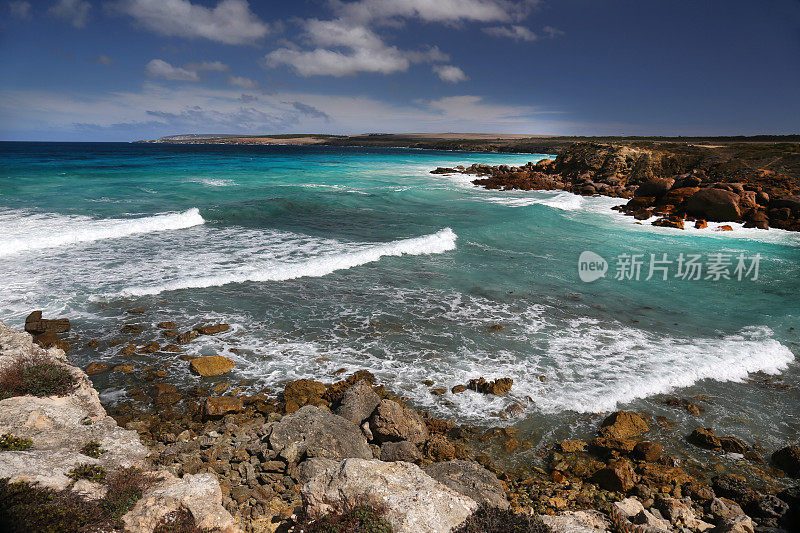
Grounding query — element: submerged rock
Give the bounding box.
[189,355,235,377]
[194,324,230,335]
[598,411,649,439]
[466,377,513,395]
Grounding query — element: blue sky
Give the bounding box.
[1,0,799,141]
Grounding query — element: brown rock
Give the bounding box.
[283,379,326,413]
[157,321,177,329]
[686,188,742,222]
[119,344,137,356]
[162,344,180,352]
[189,355,235,377]
[467,377,513,395]
[137,341,160,354]
[695,219,708,229]
[85,362,110,374]
[177,330,199,344]
[451,385,467,394]
[652,217,684,230]
[120,324,142,334]
[205,396,243,417]
[590,437,636,455]
[380,441,423,463]
[488,324,504,331]
[369,399,429,444]
[633,441,663,462]
[689,427,722,449]
[194,324,230,335]
[720,437,748,455]
[598,411,649,439]
[558,440,587,453]
[772,445,800,477]
[25,311,71,335]
[635,178,674,198]
[113,365,135,373]
[716,225,734,231]
[424,435,457,461]
[592,459,636,492]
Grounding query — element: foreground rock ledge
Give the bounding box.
[0,320,240,533]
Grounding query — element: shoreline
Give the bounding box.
[3,314,798,532]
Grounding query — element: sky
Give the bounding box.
[0,0,799,141]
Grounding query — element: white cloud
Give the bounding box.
[9,1,32,19]
[111,0,269,45]
[266,18,452,77]
[184,61,229,72]
[483,24,537,41]
[145,59,200,81]
[228,75,259,89]
[433,65,468,83]
[333,0,535,24]
[93,54,115,66]
[48,0,91,28]
[543,25,564,38]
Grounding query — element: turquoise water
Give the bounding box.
[1,142,798,457]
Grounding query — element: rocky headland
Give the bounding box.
[432,141,800,232]
[2,313,799,532]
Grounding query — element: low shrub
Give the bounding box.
[0,433,33,451]
[67,463,106,483]
[81,439,106,458]
[153,507,207,533]
[103,467,154,520]
[0,355,78,399]
[454,505,551,533]
[295,501,393,533]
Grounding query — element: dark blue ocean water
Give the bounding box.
[1,142,798,457]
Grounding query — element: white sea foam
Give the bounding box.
[0,208,205,257]
[119,228,457,296]
[194,178,235,187]
[483,192,584,210]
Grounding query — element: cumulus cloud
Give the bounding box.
[145,59,200,81]
[543,25,564,38]
[92,54,115,66]
[8,1,32,19]
[291,101,329,121]
[433,64,468,83]
[333,0,535,24]
[111,0,269,45]
[239,93,258,103]
[48,0,91,28]
[483,24,537,41]
[228,75,259,89]
[266,18,451,77]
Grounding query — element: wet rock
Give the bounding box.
[114,365,135,373]
[590,437,636,456]
[204,397,243,417]
[137,341,160,354]
[695,219,708,229]
[686,188,742,221]
[712,474,759,507]
[162,344,180,352]
[466,377,513,395]
[772,445,800,477]
[177,330,199,345]
[302,458,476,533]
[152,384,181,406]
[85,362,110,374]
[194,324,230,335]
[24,311,70,335]
[598,411,649,439]
[380,441,423,463]
[635,178,674,198]
[32,332,70,352]
[156,321,176,329]
[283,378,326,413]
[424,460,508,509]
[652,217,685,229]
[334,380,380,425]
[451,384,467,394]
[558,440,587,453]
[633,441,663,462]
[720,436,748,455]
[120,324,142,334]
[189,355,235,377]
[423,434,457,461]
[269,405,371,462]
[592,459,637,492]
[688,427,722,449]
[369,399,429,445]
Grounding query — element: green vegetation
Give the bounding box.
[296,502,393,533]
[67,463,106,483]
[454,505,551,533]
[0,468,153,533]
[0,433,33,451]
[80,440,106,458]
[0,355,78,399]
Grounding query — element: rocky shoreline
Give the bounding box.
[432,142,800,232]
[2,314,799,532]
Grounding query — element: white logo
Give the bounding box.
[578,251,608,282]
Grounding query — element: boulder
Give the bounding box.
[85,362,110,374]
[772,195,800,215]
[592,459,636,492]
[204,396,243,417]
[598,411,649,439]
[712,474,759,507]
[156,322,176,329]
[720,436,748,455]
[772,445,800,477]
[380,441,423,463]
[24,311,70,335]
[283,378,326,413]
[466,377,513,395]
[268,405,371,462]
[189,356,235,377]
[688,427,722,449]
[423,434,457,462]
[686,188,741,221]
[424,460,509,509]
[194,324,230,335]
[635,178,674,198]
[695,219,708,229]
[633,441,663,462]
[652,217,684,229]
[369,399,429,444]
[334,380,380,425]
[558,440,587,453]
[301,458,477,533]
[177,330,198,344]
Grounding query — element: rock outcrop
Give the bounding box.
[424,460,509,509]
[301,458,477,533]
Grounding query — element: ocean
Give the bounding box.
[1,142,798,463]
